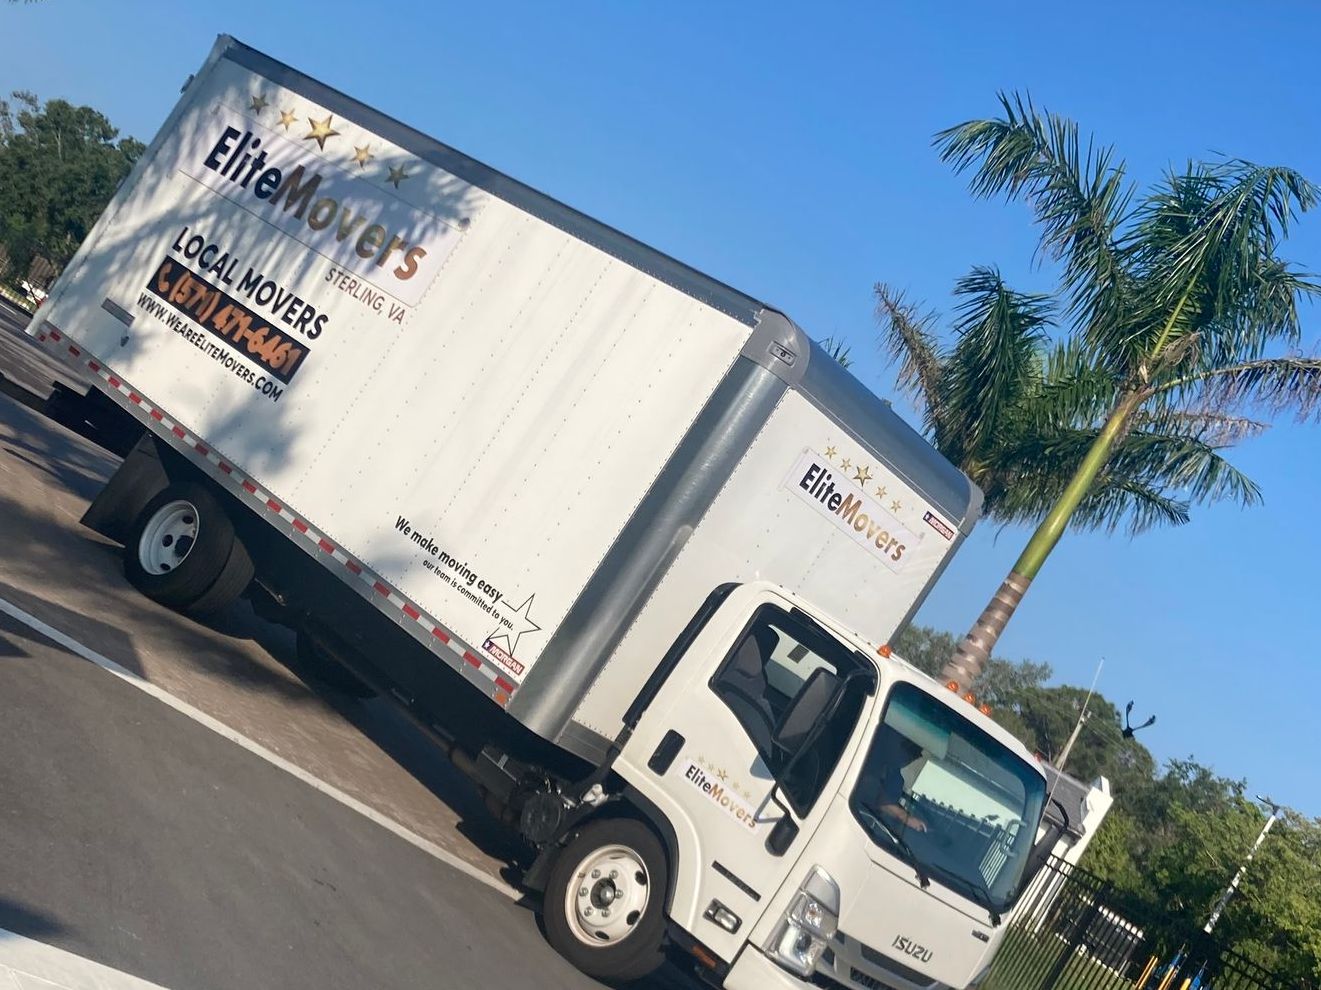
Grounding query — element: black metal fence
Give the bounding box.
[984,856,1292,990]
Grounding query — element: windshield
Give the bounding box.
[850,682,1046,913]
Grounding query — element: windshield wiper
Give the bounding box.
[868,813,931,889]
[925,865,1002,927]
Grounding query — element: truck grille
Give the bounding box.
[849,967,890,990]
[857,942,938,987]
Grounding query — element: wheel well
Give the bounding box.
[615,788,681,913]
[526,787,681,914]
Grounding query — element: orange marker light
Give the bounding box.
[946,680,960,693]
[963,692,977,705]
[878,644,892,658]
[691,945,719,970]
[979,704,993,716]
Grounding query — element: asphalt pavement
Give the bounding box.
[0,604,597,990]
[0,296,696,988]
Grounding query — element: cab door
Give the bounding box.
[616,583,874,962]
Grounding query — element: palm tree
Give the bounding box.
[895,94,1321,691]
[877,269,1262,535]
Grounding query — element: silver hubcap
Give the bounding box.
[137,500,199,575]
[563,844,650,947]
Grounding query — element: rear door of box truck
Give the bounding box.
[33,36,757,712]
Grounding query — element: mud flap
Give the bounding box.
[79,432,170,544]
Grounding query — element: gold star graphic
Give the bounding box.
[249,94,268,114]
[824,445,837,460]
[304,114,340,151]
[352,144,375,169]
[890,499,903,513]
[387,163,412,188]
[840,458,852,472]
[875,485,888,500]
[278,108,297,130]
[717,768,728,782]
[854,465,872,485]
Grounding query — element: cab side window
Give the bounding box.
[710,605,869,814]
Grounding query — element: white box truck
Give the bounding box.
[30,36,1064,989]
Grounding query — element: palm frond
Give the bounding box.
[1167,355,1321,423]
[1134,408,1270,446]
[1033,338,1123,428]
[1107,431,1263,509]
[987,422,1260,534]
[818,335,853,369]
[874,282,945,423]
[933,92,1133,355]
[940,267,1052,462]
[1073,479,1191,534]
[1133,162,1320,371]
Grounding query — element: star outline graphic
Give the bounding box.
[486,594,541,659]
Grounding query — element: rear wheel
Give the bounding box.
[542,818,669,982]
[123,482,252,613]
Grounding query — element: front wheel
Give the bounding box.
[542,818,669,982]
[123,481,252,613]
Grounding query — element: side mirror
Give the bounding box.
[764,669,840,856]
[1023,797,1071,881]
[773,667,840,756]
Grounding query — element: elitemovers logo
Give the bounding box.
[199,126,428,283]
[680,759,759,831]
[178,111,462,308]
[784,449,921,573]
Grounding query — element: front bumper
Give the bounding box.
[723,947,813,990]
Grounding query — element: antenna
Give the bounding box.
[1043,656,1105,826]
[1052,656,1104,775]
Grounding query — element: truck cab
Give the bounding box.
[540,581,1049,989]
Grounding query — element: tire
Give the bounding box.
[296,630,377,698]
[123,481,251,612]
[542,818,669,982]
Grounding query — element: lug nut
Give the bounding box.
[591,869,600,878]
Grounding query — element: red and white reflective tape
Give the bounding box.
[34,322,519,707]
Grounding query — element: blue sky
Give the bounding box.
[4,1,1318,816]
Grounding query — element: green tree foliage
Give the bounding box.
[0,92,144,278]
[1083,759,1321,986]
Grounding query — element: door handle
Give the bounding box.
[648,730,685,775]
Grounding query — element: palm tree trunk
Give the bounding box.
[941,390,1145,691]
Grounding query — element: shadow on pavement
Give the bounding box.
[0,897,65,940]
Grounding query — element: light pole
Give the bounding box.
[1202,796,1284,936]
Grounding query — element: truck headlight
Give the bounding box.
[767,867,840,978]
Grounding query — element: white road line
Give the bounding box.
[0,595,519,902]
[0,927,169,989]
